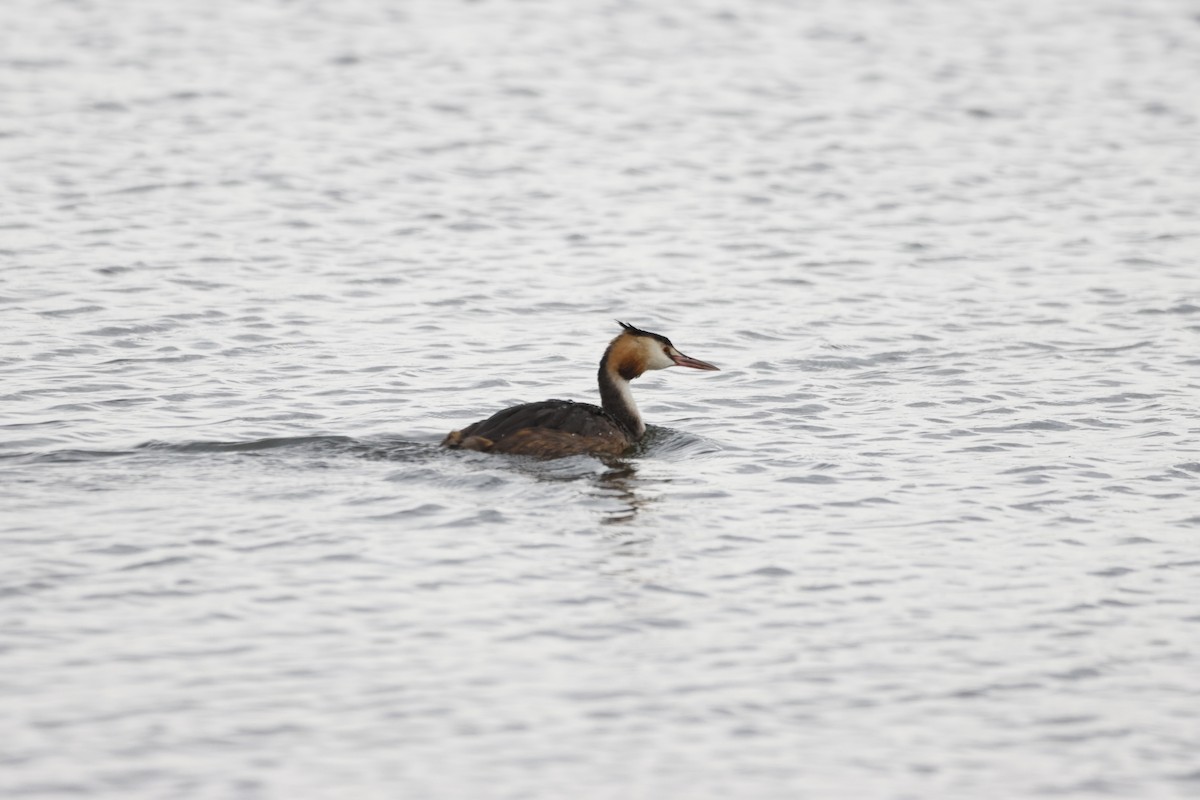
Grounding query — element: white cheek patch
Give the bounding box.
[646,345,677,371]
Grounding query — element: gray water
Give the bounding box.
[3,0,1200,797]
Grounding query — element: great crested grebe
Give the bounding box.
[442,321,719,459]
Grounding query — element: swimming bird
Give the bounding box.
[442,321,719,459]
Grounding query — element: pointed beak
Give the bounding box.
[671,352,720,371]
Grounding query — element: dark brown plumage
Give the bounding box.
[442,322,718,459]
[442,400,630,458]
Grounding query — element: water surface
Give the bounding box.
[3,0,1200,797]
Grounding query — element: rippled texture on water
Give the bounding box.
[3,0,1200,797]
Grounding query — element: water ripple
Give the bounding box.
[3,0,1199,797]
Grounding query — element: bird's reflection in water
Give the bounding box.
[595,460,653,526]
[489,452,659,526]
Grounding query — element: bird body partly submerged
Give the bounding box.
[442,399,630,458]
[442,322,718,459]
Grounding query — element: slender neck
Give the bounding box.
[598,362,645,439]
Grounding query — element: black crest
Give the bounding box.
[615,320,672,346]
